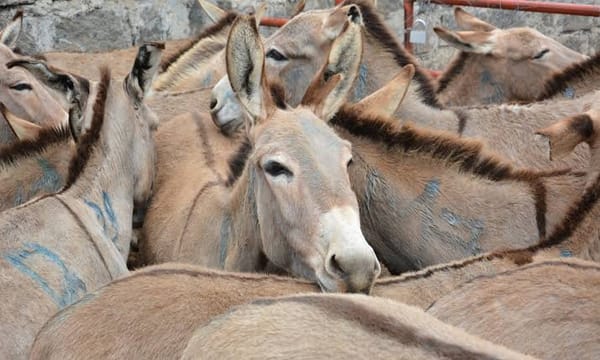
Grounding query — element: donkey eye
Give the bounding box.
[263,160,293,177]
[532,49,549,60]
[10,83,32,91]
[266,49,288,62]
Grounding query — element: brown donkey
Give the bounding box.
[181,294,532,360]
[427,259,600,360]
[29,263,531,360]
[0,12,68,146]
[434,7,586,106]
[0,43,162,358]
[145,16,379,292]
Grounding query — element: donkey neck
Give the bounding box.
[436,53,505,106]
[221,167,266,272]
[60,81,137,262]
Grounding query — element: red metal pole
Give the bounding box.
[403,0,415,54]
[260,16,289,27]
[429,0,600,17]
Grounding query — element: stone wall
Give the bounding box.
[1,0,598,69]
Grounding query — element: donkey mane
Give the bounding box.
[62,67,110,190]
[435,52,469,94]
[331,106,568,182]
[226,137,252,187]
[0,125,71,169]
[343,0,442,109]
[537,51,600,101]
[159,12,239,73]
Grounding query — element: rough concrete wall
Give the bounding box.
[0,0,598,70]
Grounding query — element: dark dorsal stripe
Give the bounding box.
[344,0,442,109]
[62,68,110,190]
[537,51,600,101]
[0,125,71,168]
[226,138,252,187]
[435,52,469,94]
[159,12,239,73]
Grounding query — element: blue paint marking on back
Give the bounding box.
[4,243,87,308]
[353,63,369,100]
[84,191,120,251]
[12,158,63,206]
[563,87,575,99]
[560,249,573,257]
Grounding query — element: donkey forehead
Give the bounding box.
[496,28,550,49]
[255,108,350,160]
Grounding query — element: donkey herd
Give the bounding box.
[0,0,599,358]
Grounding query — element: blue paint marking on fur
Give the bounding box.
[219,215,231,268]
[4,243,87,308]
[563,87,575,99]
[84,191,120,251]
[201,72,213,88]
[397,179,485,257]
[560,249,573,257]
[12,158,63,206]
[353,63,369,100]
[480,70,505,104]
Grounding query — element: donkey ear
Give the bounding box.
[126,42,164,103]
[535,114,595,161]
[292,0,306,17]
[7,59,89,127]
[454,7,496,32]
[434,26,494,54]
[322,3,363,40]
[2,105,43,141]
[302,22,363,121]
[351,64,415,118]
[0,10,23,49]
[226,15,269,123]
[198,0,228,23]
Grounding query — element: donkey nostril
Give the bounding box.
[327,254,345,277]
[209,98,218,110]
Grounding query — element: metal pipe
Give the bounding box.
[429,0,600,17]
[403,0,415,54]
[260,16,289,27]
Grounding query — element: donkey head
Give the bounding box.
[210,2,363,135]
[227,15,379,293]
[9,44,162,208]
[0,11,68,145]
[435,7,586,102]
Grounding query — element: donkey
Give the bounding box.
[182,294,533,360]
[206,64,589,274]
[427,259,600,360]
[0,11,68,146]
[147,16,379,292]
[537,51,600,101]
[29,263,532,360]
[434,7,586,106]
[0,110,73,211]
[0,43,162,358]
[153,0,361,100]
